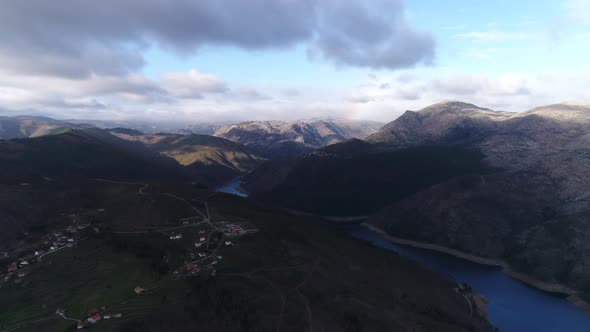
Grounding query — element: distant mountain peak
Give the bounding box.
[214,119,383,159]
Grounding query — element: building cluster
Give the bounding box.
[55,307,123,330]
[222,223,258,237]
[1,221,89,287]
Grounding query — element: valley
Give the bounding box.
[3,2,589,331]
[2,100,590,331]
[0,128,496,331]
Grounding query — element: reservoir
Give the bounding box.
[217,178,590,332]
[348,225,590,332]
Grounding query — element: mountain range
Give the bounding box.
[243,101,590,305]
[0,111,495,331]
[214,119,383,159]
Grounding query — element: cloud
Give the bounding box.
[162,70,228,99]
[236,88,272,101]
[346,94,376,104]
[433,74,529,96]
[281,89,302,97]
[0,0,434,78]
[310,0,434,69]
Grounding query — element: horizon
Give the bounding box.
[0,1,589,123]
[0,99,585,127]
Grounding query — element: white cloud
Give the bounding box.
[162,70,228,99]
[346,94,377,104]
[433,74,529,97]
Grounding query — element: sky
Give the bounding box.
[0,0,589,123]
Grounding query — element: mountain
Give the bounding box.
[0,133,494,331]
[67,119,230,135]
[0,128,187,184]
[0,115,80,139]
[244,100,590,304]
[110,130,266,186]
[243,144,491,216]
[214,119,383,159]
[365,101,511,146]
[367,101,590,214]
[365,101,590,302]
[0,128,190,246]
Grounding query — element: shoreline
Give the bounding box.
[361,223,590,316]
[285,209,368,222]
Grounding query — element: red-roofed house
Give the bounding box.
[88,314,101,324]
[7,262,17,272]
[186,263,199,271]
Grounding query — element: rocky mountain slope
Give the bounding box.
[245,100,590,303]
[368,101,590,214]
[368,101,590,302]
[110,129,266,186]
[214,119,382,159]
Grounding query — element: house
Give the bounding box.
[17,272,27,278]
[7,262,17,272]
[19,260,29,266]
[77,321,85,329]
[198,252,206,258]
[34,250,45,256]
[103,313,111,319]
[194,242,202,248]
[169,234,182,240]
[199,237,206,242]
[225,241,232,246]
[88,314,101,324]
[198,230,206,235]
[55,308,65,316]
[186,263,199,271]
[113,313,122,318]
[134,286,144,294]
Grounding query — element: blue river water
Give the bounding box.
[217,179,590,332]
[347,226,590,332]
[216,177,248,197]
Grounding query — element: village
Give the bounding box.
[0,188,259,331]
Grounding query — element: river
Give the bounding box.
[217,179,590,331]
[216,177,248,197]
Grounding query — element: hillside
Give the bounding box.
[365,101,590,301]
[0,128,187,184]
[110,131,266,186]
[214,119,382,159]
[0,158,494,332]
[0,116,78,139]
[244,144,492,216]
[244,101,590,303]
